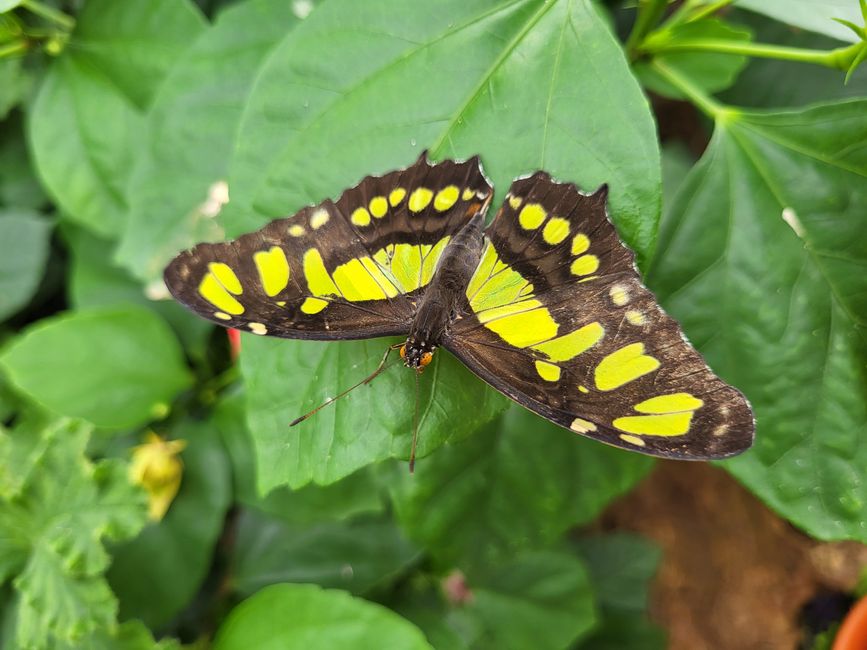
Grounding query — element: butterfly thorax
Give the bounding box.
[402,212,487,370]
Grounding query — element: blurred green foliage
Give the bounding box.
[0,0,865,647]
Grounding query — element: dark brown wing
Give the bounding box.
[164,153,492,340]
[444,174,754,459]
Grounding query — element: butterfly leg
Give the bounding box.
[289,343,403,427]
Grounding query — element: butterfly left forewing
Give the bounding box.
[164,154,492,341]
[446,175,754,459]
[164,202,412,339]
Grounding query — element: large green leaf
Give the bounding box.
[57,620,181,650]
[735,0,863,43]
[0,211,51,321]
[0,419,147,648]
[65,225,213,363]
[232,0,659,492]
[394,549,597,650]
[27,0,206,237]
[70,0,206,109]
[214,583,434,650]
[0,115,47,209]
[214,389,383,522]
[118,0,310,282]
[649,100,867,542]
[465,551,596,650]
[230,510,419,597]
[241,336,508,491]
[226,0,659,260]
[388,407,653,568]
[575,534,666,650]
[28,56,140,237]
[0,57,29,120]
[0,306,192,429]
[109,421,232,629]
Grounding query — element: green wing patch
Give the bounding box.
[164,153,492,340]
[446,175,753,459]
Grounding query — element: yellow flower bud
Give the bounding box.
[129,432,187,521]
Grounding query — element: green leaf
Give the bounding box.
[225,0,660,262]
[0,0,23,13]
[0,305,193,429]
[660,143,696,209]
[0,115,48,210]
[27,0,206,237]
[735,0,863,43]
[118,0,313,282]
[0,55,28,120]
[0,405,54,501]
[69,0,206,109]
[59,619,182,650]
[241,336,508,491]
[575,534,666,650]
[574,534,661,612]
[214,389,383,522]
[214,583,434,650]
[108,420,232,629]
[0,211,51,321]
[635,19,753,99]
[466,551,597,650]
[649,100,867,542]
[388,406,653,568]
[231,510,419,597]
[28,56,141,237]
[65,225,213,363]
[0,419,147,648]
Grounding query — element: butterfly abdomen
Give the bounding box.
[404,211,488,367]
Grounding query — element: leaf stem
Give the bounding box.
[667,0,736,27]
[20,0,75,30]
[650,59,731,121]
[642,38,864,71]
[625,0,670,60]
[0,40,28,58]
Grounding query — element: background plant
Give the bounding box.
[0,0,865,648]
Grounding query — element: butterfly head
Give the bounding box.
[400,338,435,372]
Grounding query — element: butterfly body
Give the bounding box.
[404,209,488,369]
[165,153,754,460]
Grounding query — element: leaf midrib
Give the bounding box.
[728,123,867,335]
[247,0,533,205]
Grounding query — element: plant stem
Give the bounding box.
[643,38,864,71]
[21,0,75,30]
[625,0,670,60]
[0,40,28,58]
[650,59,730,121]
[667,0,735,26]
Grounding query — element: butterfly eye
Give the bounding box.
[399,345,407,360]
[420,351,433,368]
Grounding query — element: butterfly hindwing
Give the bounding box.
[446,175,754,459]
[164,154,492,340]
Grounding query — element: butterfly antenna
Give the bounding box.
[409,369,421,474]
[290,345,398,427]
